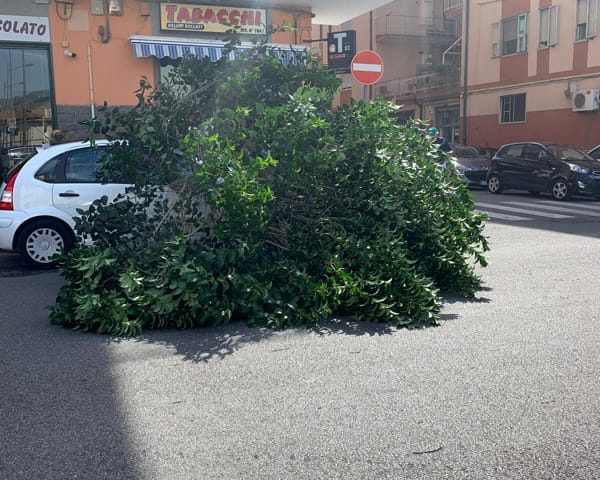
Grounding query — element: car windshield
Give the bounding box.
[453,146,479,158]
[548,146,593,161]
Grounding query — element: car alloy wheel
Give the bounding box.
[551,179,570,201]
[18,220,74,268]
[488,175,502,194]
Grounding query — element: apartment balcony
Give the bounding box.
[375,15,458,44]
[443,0,463,20]
[376,64,461,100]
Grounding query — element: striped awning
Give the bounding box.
[129,36,307,66]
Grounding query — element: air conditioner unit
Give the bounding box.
[572,89,600,112]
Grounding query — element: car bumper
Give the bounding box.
[0,211,27,251]
[464,170,488,186]
[574,175,600,197]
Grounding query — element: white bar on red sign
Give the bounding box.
[353,63,383,72]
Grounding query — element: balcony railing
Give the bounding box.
[375,15,458,39]
[443,0,463,19]
[444,0,463,12]
[376,65,461,98]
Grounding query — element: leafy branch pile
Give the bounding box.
[50,45,488,335]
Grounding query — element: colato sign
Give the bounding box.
[0,15,50,43]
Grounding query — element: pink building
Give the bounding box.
[313,0,464,144]
[465,0,600,150]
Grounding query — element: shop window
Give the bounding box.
[500,93,526,124]
[539,6,559,48]
[0,46,53,149]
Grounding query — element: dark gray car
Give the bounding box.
[487,142,600,200]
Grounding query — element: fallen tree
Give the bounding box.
[50,45,488,335]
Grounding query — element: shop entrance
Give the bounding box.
[0,45,54,150]
[435,105,460,146]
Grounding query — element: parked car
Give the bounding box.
[0,141,128,267]
[487,142,600,200]
[450,146,491,187]
[589,145,600,160]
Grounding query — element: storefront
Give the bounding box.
[0,11,55,149]
[129,2,310,82]
[46,1,312,135]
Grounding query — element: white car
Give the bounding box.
[0,141,128,267]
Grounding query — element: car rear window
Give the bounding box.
[35,157,61,183]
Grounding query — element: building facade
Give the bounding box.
[2,0,313,146]
[465,0,600,150]
[1,0,54,149]
[314,0,464,144]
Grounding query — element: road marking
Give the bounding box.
[475,203,573,219]
[537,200,600,211]
[506,201,600,217]
[476,210,529,221]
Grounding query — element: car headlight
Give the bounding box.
[567,163,590,174]
[450,159,466,172]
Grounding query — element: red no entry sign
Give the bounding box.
[351,50,384,85]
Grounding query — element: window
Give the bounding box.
[500,144,525,158]
[539,6,559,48]
[576,0,598,41]
[501,14,528,56]
[0,46,54,148]
[35,157,61,183]
[500,94,526,123]
[64,149,99,183]
[523,144,545,161]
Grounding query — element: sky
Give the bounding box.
[265,0,393,25]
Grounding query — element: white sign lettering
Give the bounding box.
[0,15,50,43]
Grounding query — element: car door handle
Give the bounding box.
[58,191,80,197]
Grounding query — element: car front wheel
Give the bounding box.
[551,179,571,201]
[17,220,74,268]
[487,174,503,194]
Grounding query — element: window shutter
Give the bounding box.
[549,6,559,46]
[589,0,598,37]
[492,22,500,57]
[539,8,549,47]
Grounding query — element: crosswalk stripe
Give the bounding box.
[537,200,600,211]
[476,210,529,221]
[505,201,600,217]
[475,202,573,219]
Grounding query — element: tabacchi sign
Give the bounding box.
[160,3,266,35]
[0,15,50,43]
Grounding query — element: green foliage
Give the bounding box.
[50,44,488,335]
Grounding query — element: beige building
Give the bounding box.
[312,0,463,143]
[465,0,600,150]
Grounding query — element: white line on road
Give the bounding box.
[475,202,573,219]
[506,201,600,217]
[537,200,600,211]
[352,63,383,72]
[476,210,530,221]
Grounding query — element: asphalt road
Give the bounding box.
[1,190,599,479]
